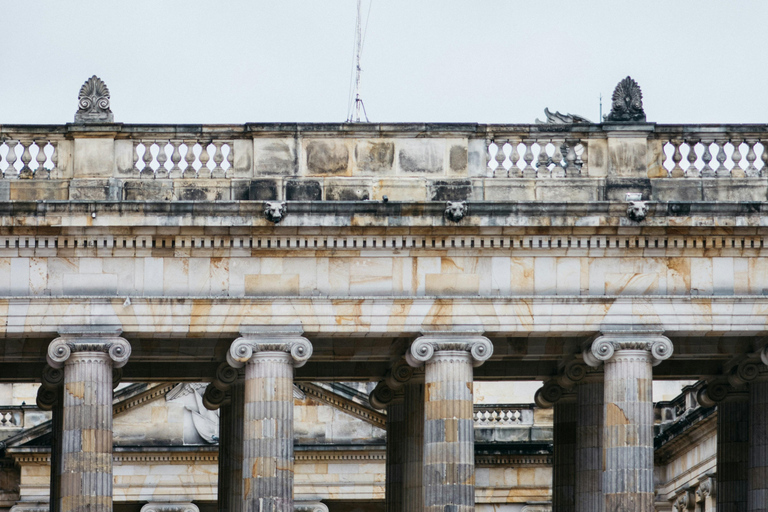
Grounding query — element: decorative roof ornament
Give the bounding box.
[604,76,646,122]
[75,75,113,123]
[536,108,591,124]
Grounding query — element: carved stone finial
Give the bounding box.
[444,201,467,222]
[604,76,646,122]
[536,108,591,124]
[627,201,648,222]
[75,75,113,123]
[263,201,286,223]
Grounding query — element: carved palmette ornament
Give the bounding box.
[604,76,646,122]
[75,75,114,123]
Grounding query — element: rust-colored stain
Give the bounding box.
[606,403,630,426]
[66,382,85,400]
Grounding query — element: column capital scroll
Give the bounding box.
[46,335,131,369]
[140,503,200,512]
[406,333,493,368]
[227,333,313,368]
[584,332,673,367]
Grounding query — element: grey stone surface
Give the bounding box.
[718,392,749,512]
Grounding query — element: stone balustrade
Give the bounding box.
[2,123,768,203]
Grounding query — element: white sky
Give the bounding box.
[2,0,767,125]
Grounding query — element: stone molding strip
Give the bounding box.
[5,233,768,255]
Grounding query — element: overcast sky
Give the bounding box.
[2,0,767,125]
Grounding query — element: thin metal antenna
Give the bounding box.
[347,0,369,123]
[599,93,603,122]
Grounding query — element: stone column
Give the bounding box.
[407,333,493,512]
[227,330,313,512]
[750,380,768,511]
[584,332,673,512]
[552,391,577,512]
[202,363,244,512]
[575,379,604,512]
[45,331,131,512]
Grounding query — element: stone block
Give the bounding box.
[305,140,350,175]
[530,426,554,441]
[286,179,322,201]
[73,138,115,178]
[253,138,296,176]
[232,139,254,178]
[69,179,121,201]
[372,178,427,201]
[173,179,231,201]
[397,139,445,174]
[604,177,652,201]
[449,144,468,173]
[114,140,135,177]
[325,178,372,201]
[608,136,648,178]
[702,179,768,202]
[535,180,599,202]
[7,181,68,201]
[353,140,395,174]
[123,180,174,201]
[483,179,535,201]
[586,138,608,177]
[235,179,281,201]
[467,138,487,177]
[652,179,703,202]
[428,179,480,201]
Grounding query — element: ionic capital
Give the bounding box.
[227,332,313,369]
[406,333,493,368]
[295,503,329,512]
[140,503,200,512]
[46,332,131,369]
[584,332,673,367]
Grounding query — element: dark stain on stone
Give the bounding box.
[604,177,651,201]
[326,186,370,201]
[286,180,322,201]
[667,203,691,216]
[306,141,349,175]
[430,180,472,201]
[355,142,394,173]
[449,145,468,171]
[248,180,278,201]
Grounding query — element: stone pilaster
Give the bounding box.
[585,332,673,512]
[407,333,493,512]
[750,380,768,511]
[717,390,749,511]
[46,331,131,512]
[552,391,577,512]
[227,330,313,512]
[574,379,604,512]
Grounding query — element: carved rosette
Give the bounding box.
[140,503,200,512]
[406,334,493,368]
[227,334,313,369]
[75,75,114,123]
[46,336,131,369]
[584,333,673,367]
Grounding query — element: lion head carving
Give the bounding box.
[444,201,467,222]
[263,201,286,223]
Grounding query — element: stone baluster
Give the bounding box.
[226,142,234,172]
[183,141,197,177]
[584,332,673,512]
[536,141,551,178]
[371,359,424,512]
[745,140,759,177]
[212,141,226,178]
[202,363,243,512]
[156,141,169,179]
[406,333,493,512]
[761,141,768,177]
[45,330,131,512]
[700,140,715,177]
[715,140,729,177]
[226,329,313,512]
[551,140,566,178]
[50,141,59,176]
[522,140,536,178]
[685,140,699,177]
[564,140,578,177]
[493,140,507,178]
[198,143,212,179]
[34,141,48,179]
[731,140,745,178]
[669,140,684,178]
[4,140,17,179]
[508,140,521,178]
[19,141,33,179]
[142,142,154,178]
[169,141,183,179]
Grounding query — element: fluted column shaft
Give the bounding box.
[407,334,493,512]
[553,393,577,512]
[585,333,672,512]
[218,377,244,512]
[575,380,604,512]
[718,392,749,512]
[46,334,131,512]
[226,332,312,512]
[750,381,768,511]
[385,383,424,512]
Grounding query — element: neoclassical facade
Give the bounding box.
[0,75,767,511]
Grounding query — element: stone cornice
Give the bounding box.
[654,407,717,465]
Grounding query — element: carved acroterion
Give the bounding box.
[604,76,646,122]
[75,75,114,123]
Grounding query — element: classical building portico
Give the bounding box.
[2,75,768,510]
